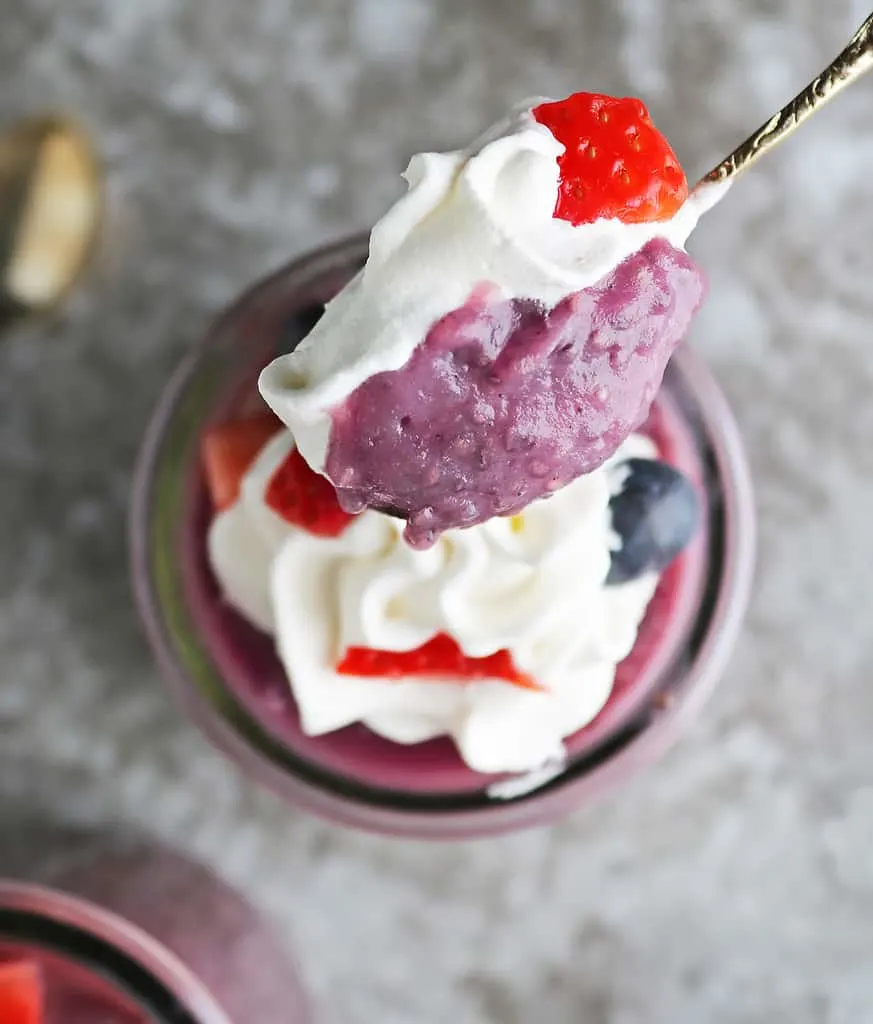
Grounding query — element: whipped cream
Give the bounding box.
[207,430,660,776]
[259,100,727,472]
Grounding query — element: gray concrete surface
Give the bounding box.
[2,1,873,1021]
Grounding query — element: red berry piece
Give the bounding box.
[265,446,355,538]
[0,961,43,1024]
[201,412,282,512]
[532,91,688,226]
[337,631,542,691]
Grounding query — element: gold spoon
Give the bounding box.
[697,9,873,189]
[0,115,102,331]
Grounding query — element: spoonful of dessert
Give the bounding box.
[261,9,872,550]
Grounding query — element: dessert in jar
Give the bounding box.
[132,91,754,838]
[0,841,309,1023]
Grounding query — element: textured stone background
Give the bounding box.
[2,1,873,1021]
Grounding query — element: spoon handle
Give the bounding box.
[697,10,873,188]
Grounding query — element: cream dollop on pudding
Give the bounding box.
[205,422,697,776]
[260,93,726,546]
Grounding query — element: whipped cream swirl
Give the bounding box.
[208,431,659,775]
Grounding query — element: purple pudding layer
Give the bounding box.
[326,237,706,548]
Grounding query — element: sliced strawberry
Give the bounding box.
[201,412,282,512]
[532,91,687,226]
[337,631,543,691]
[0,960,43,1024]
[265,446,355,538]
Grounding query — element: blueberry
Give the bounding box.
[277,303,325,355]
[607,458,700,585]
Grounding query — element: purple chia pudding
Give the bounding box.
[326,238,705,548]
